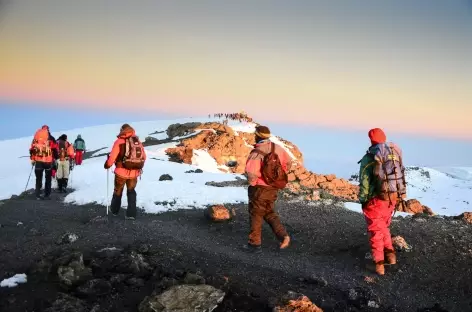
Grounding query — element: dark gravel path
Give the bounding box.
[0,193,471,312]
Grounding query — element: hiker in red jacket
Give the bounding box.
[104,124,146,220]
[358,128,406,275]
[244,125,291,253]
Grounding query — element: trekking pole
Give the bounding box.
[106,169,109,215]
[24,164,34,193]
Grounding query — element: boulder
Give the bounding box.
[44,294,89,312]
[76,279,112,296]
[57,253,93,287]
[183,272,206,285]
[458,212,472,224]
[397,199,434,215]
[139,285,225,312]
[166,122,202,139]
[115,251,152,276]
[205,205,233,222]
[392,236,412,252]
[159,174,173,181]
[273,292,323,312]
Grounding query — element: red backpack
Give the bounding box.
[122,136,145,170]
[254,143,288,189]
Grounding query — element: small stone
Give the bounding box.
[305,275,328,287]
[126,277,145,287]
[368,300,380,308]
[56,233,79,245]
[183,272,206,285]
[159,174,173,181]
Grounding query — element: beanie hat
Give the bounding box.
[368,128,386,145]
[120,123,131,132]
[42,125,49,130]
[255,125,271,139]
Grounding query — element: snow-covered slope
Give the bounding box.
[346,166,472,216]
[0,117,258,213]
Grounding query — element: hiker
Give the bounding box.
[358,128,407,275]
[104,124,146,220]
[56,134,75,193]
[29,125,58,200]
[48,131,58,179]
[73,134,86,165]
[244,125,291,252]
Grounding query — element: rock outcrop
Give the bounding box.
[205,205,235,222]
[459,212,472,224]
[165,122,359,201]
[396,199,434,216]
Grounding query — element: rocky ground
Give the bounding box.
[0,192,471,312]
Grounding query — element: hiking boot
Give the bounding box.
[242,244,262,254]
[280,236,291,249]
[375,261,385,275]
[385,250,397,265]
[125,216,136,220]
[36,195,44,200]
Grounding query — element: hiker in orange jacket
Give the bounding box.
[244,125,291,253]
[104,124,146,220]
[29,125,58,200]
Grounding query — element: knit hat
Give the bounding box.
[41,125,49,130]
[120,123,131,132]
[368,128,386,145]
[255,125,271,139]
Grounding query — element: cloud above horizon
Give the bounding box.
[0,1,471,138]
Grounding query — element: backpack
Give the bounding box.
[31,129,51,158]
[122,136,145,170]
[373,142,407,201]
[58,140,69,159]
[255,143,288,189]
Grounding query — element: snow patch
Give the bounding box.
[1,274,27,288]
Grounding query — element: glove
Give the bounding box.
[30,160,36,165]
[104,162,110,169]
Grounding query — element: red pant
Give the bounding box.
[363,198,395,262]
[75,150,84,165]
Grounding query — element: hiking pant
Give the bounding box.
[35,162,52,197]
[363,197,396,262]
[56,160,70,179]
[75,150,84,165]
[248,185,288,246]
[110,175,138,218]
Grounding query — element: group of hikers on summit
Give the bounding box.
[28,121,406,276]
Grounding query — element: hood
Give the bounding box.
[77,134,82,139]
[58,134,67,141]
[117,126,135,139]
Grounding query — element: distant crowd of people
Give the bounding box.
[210,112,254,124]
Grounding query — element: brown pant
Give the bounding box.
[248,185,288,246]
[111,176,138,217]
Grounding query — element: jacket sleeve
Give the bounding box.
[73,141,77,149]
[245,150,262,186]
[106,139,121,168]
